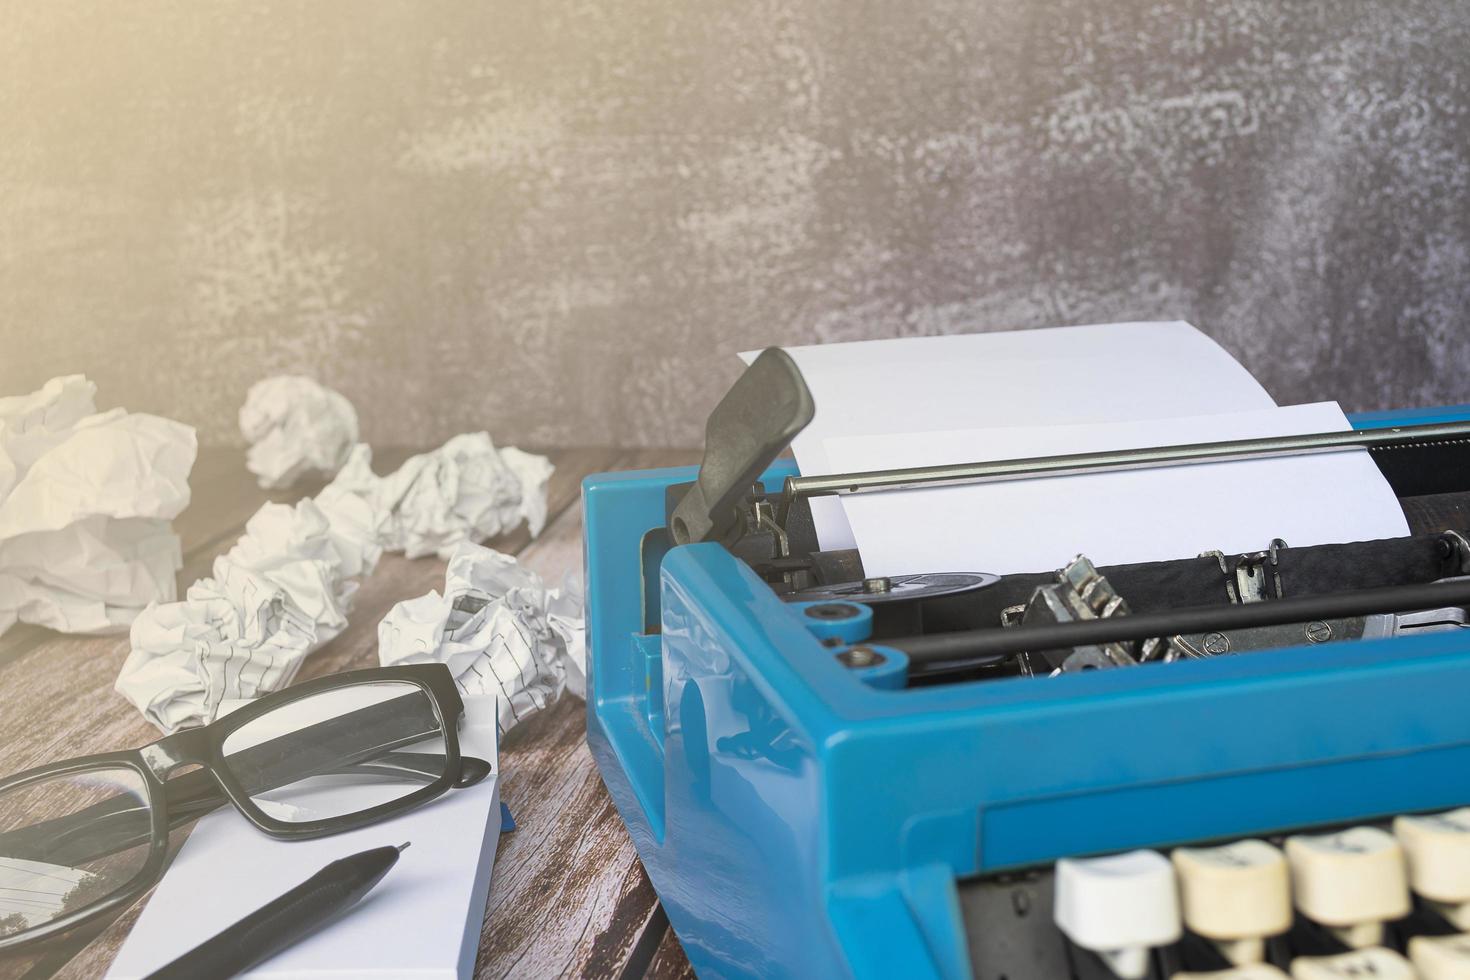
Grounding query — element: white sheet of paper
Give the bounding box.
[824,402,1410,576]
[106,696,502,980]
[741,322,1278,551]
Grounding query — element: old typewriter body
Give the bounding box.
[584,350,1470,979]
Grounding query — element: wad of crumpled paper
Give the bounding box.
[0,376,196,639]
[116,493,381,732]
[378,541,584,735]
[327,436,554,559]
[239,375,358,489]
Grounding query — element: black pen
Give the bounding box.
[145,842,409,980]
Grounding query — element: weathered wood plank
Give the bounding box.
[645,925,699,980]
[0,447,615,980]
[472,449,697,980]
[475,696,665,980]
[474,485,651,978]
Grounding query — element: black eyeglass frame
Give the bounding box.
[0,663,473,952]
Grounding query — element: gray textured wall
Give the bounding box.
[2,1,1468,450]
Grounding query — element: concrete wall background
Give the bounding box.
[2,1,1467,450]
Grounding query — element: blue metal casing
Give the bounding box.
[584,404,1470,979]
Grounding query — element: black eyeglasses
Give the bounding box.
[0,663,489,951]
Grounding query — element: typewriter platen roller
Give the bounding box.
[586,349,1470,980]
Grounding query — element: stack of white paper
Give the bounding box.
[745,323,1410,576]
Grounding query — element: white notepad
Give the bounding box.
[107,696,502,980]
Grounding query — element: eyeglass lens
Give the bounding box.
[0,767,153,939]
[220,681,451,824]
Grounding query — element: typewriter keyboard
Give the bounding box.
[961,808,1470,979]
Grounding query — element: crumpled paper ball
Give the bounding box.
[327,435,554,560]
[0,375,196,638]
[377,541,585,735]
[499,446,555,538]
[115,496,379,732]
[239,375,358,489]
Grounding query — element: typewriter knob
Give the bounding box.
[1408,932,1470,980]
[1285,826,1410,950]
[1395,807,1470,930]
[1286,946,1416,978]
[1172,839,1292,965]
[1054,849,1181,979]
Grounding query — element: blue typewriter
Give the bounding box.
[584,349,1470,979]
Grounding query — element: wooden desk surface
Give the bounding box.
[0,447,698,980]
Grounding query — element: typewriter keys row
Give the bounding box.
[963,808,1470,980]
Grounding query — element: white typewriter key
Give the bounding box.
[1284,826,1410,949]
[1396,808,1470,930]
[1172,966,1289,979]
[1173,839,1292,965]
[1409,932,1470,980]
[1288,947,1416,979]
[1054,849,1181,979]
